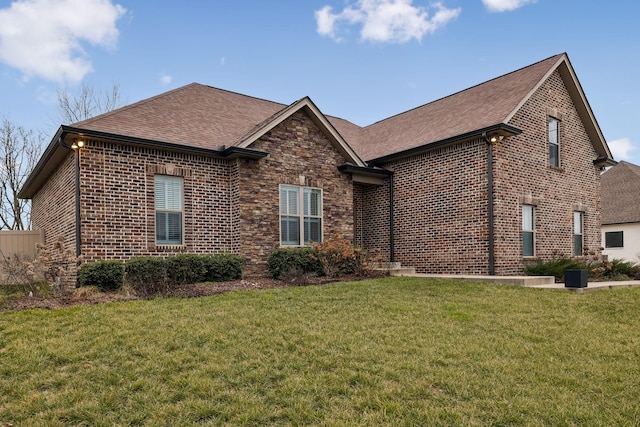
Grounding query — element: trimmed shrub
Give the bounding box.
[608,258,640,279]
[524,257,586,283]
[165,253,207,286]
[78,260,124,291]
[203,253,243,282]
[311,236,374,277]
[267,247,323,279]
[125,256,167,296]
[590,258,640,281]
[526,256,640,282]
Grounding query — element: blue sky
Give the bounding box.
[1,0,639,166]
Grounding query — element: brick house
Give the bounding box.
[19,53,614,280]
[601,161,640,263]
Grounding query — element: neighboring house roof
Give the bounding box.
[19,52,614,198]
[601,161,640,225]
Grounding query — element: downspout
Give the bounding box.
[482,132,495,276]
[389,172,395,263]
[74,147,81,265]
[56,135,82,287]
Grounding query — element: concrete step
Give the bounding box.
[372,262,416,276]
[372,262,402,270]
[389,267,417,276]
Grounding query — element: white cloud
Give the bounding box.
[482,0,536,12]
[0,0,126,83]
[160,74,172,85]
[608,137,636,161]
[315,0,461,43]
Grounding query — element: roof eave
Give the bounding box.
[504,54,613,160]
[338,163,392,186]
[18,126,254,199]
[366,123,522,165]
[594,156,617,168]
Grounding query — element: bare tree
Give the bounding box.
[56,82,125,124]
[0,118,44,230]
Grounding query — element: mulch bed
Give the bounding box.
[2,273,384,312]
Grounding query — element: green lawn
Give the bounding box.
[1,277,639,426]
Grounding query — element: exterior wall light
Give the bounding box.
[489,134,504,144]
[71,139,85,150]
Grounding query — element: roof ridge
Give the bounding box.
[363,53,565,129]
[197,83,289,108]
[620,160,640,177]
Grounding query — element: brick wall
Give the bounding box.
[493,69,602,274]
[77,141,235,262]
[380,141,489,274]
[31,153,77,287]
[354,182,391,263]
[357,69,603,275]
[238,109,354,274]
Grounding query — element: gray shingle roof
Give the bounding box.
[601,161,640,224]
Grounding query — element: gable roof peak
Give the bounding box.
[354,53,568,161]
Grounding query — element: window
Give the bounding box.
[522,205,535,257]
[155,175,183,245]
[605,231,624,248]
[280,185,322,246]
[573,211,583,256]
[549,117,559,167]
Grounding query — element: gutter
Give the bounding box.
[367,124,521,166]
[19,126,269,199]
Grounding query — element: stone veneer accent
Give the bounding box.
[237,109,354,274]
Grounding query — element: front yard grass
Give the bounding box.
[1,276,639,425]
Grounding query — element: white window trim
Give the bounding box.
[155,175,184,246]
[279,184,323,246]
[522,205,535,257]
[548,116,560,167]
[573,211,584,256]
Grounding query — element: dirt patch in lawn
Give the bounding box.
[2,273,386,312]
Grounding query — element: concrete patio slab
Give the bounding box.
[398,273,640,291]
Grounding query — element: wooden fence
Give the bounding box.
[0,230,44,259]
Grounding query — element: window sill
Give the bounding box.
[548,165,564,172]
[155,244,186,250]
